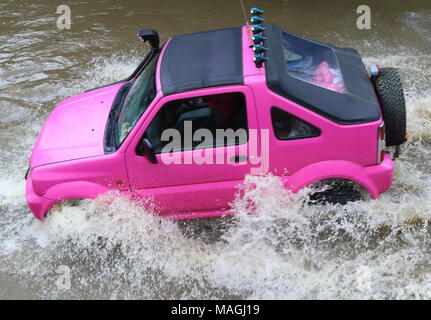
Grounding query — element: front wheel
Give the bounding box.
[46,198,84,218]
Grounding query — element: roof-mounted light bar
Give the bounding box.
[249,7,268,68]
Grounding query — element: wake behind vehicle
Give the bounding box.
[26,9,406,220]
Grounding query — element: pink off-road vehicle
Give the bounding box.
[26,13,406,221]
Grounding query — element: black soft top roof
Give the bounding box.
[160,27,243,96]
[265,23,380,124]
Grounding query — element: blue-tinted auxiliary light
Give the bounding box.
[251,15,265,24]
[252,34,267,44]
[251,24,265,33]
[250,8,264,15]
[253,54,269,68]
[252,44,268,53]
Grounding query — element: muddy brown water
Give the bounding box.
[0,0,431,299]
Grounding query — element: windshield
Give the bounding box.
[116,54,159,145]
[282,31,345,93]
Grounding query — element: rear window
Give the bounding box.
[282,31,345,93]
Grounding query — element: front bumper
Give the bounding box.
[25,174,54,221]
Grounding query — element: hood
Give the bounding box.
[30,83,123,169]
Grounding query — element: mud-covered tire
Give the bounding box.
[309,179,369,205]
[374,67,406,146]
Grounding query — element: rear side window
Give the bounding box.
[271,107,320,140]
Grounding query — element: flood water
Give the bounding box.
[0,0,431,299]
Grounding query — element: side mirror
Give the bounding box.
[136,138,158,164]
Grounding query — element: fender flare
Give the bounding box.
[43,181,110,203]
[282,161,377,199]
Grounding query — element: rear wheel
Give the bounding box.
[309,179,370,205]
[374,67,406,146]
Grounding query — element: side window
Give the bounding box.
[144,92,248,153]
[271,107,320,140]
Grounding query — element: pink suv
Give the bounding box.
[25,20,406,221]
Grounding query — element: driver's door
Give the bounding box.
[124,85,259,215]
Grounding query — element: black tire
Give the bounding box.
[309,179,369,205]
[374,67,406,146]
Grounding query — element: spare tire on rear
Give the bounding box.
[374,67,407,146]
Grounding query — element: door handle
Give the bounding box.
[230,155,248,163]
